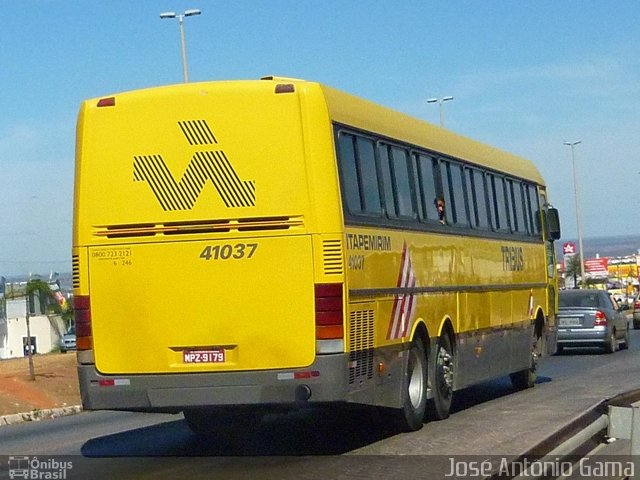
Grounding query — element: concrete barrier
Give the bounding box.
[0,405,82,426]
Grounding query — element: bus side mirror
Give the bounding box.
[547,207,561,241]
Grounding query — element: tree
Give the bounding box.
[564,254,583,289]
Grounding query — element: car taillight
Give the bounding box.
[74,295,93,350]
[594,310,608,326]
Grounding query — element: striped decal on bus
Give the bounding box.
[387,242,417,339]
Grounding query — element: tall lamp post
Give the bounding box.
[160,9,202,83]
[427,96,454,128]
[564,140,585,286]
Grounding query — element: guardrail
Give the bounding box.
[608,391,640,468]
[487,389,640,480]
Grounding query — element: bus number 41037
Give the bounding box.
[199,243,258,261]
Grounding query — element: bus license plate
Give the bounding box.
[183,350,225,364]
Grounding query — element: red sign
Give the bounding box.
[584,257,608,273]
[563,242,576,255]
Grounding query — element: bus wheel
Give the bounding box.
[394,336,428,432]
[510,329,539,389]
[430,332,454,420]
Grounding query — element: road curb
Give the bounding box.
[0,405,83,427]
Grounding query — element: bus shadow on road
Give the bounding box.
[81,376,552,457]
[81,405,401,457]
[450,374,552,415]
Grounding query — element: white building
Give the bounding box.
[0,297,66,359]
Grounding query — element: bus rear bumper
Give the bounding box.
[77,354,350,413]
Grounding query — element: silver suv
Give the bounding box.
[60,326,76,353]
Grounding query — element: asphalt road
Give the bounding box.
[1,329,639,479]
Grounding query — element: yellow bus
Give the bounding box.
[73,77,561,433]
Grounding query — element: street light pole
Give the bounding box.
[427,96,454,127]
[160,9,202,83]
[564,140,585,287]
[25,295,35,381]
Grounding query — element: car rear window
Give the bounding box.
[559,292,600,308]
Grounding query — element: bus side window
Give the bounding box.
[468,168,490,229]
[378,144,397,218]
[508,179,527,235]
[518,182,532,236]
[337,133,361,213]
[529,185,542,237]
[411,153,424,220]
[449,162,469,227]
[489,174,510,232]
[417,154,438,222]
[336,132,382,216]
[355,137,382,215]
[435,196,446,224]
[390,146,416,218]
[439,160,454,225]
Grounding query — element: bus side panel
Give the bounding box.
[345,226,548,394]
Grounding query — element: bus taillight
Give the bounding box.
[315,284,344,352]
[74,295,93,351]
[97,97,116,107]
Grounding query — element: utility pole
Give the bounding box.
[25,293,35,381]
[24,278,52,381]
[564,141,585,286]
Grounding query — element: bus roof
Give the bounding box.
[85,77,545,186]
[314,81,545,186]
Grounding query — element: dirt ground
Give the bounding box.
[0,353,81,416]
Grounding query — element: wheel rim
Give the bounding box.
[436,342,453,398]
[408,348,425,409]
[530,336,540,373]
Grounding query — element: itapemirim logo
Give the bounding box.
[133,120,255,210]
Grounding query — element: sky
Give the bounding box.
[1,0,639,276]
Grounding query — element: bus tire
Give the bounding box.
[430,332,454,420]
[510,328,539,389]
[394,336,428,432]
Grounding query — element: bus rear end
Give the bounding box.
[73,79,347,420]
